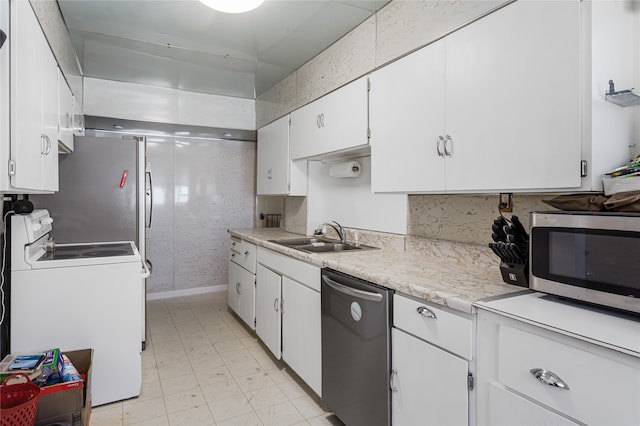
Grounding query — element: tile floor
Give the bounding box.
[90,290,342,426]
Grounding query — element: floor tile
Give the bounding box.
[90,402,123,426]
[277,379,309,400]
[164,389,207,415]
[236,371,277,394]
[167,404,216,426]
[220,348,255,365]
[161,372,200,396]
[255,401,305,426]
[141,367,160,384]
[156,349,189,367]
[245,385,289,411]
[123,396,167,425]
[215,339,246,354]
[201,379,243,403]
[290,395,328,419]
[186,346,223,363]
[217,411,263,426]
[208,393,254,422]
[227,359,264,379]
[193,364,234,386]
[137,381,164,402]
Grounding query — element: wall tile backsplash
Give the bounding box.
[408,194,553,245]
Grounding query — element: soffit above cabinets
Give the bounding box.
[58,0,390,99]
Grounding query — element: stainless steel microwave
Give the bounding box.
[530,211,640,314]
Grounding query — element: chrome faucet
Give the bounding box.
[316,221,347,243]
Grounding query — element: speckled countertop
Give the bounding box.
[230,228,524,314]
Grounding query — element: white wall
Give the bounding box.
[306,156,407,235]
[83,77,256,130]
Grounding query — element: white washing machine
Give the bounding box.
[10,209,150,406]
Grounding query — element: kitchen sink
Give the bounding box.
[269,237,377,253]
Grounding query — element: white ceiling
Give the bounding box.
[58,0,390,99]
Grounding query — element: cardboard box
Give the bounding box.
[35,349,92,426]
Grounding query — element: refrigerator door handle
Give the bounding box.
[145,170,153,229]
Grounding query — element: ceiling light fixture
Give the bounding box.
[199,0,264,14]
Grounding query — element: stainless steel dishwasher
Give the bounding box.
[321,268,393,426]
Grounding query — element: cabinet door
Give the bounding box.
[10,0,44,190]
[257,115,290,195]
[228,260,255,330]
[370,40,446,192]
[41,50,59,191]
[444,0,581,191]
[290,96,325,160]
[256,264,281,359]
[58,69,74,152]
[282,277,321,397]
[290,77,368,160]
[391,328,469,426]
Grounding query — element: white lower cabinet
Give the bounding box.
[256,247,321,396]
[227,260,255,330]
[476,308,640,426]
[255,264,282,358]
[392,294,473,425]
[227,237,257,330]
[391,328,469,426]
[282,276,321,396]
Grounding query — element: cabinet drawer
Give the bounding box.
[393,294,472,360]
[229,237,256,274]
[498,324,640,426]
[257,247,320,292]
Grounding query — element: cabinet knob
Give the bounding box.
[236,282,241,294]
[530,368,570,390]
[417,306,437,319]
[274,298,279,312]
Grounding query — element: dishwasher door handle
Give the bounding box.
[322,275,383,302]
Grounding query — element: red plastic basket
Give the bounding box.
[0,373,41,426]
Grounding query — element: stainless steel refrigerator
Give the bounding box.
[30,131,152,347]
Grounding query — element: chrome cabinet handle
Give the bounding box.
[316,113,325,128]
[389,368,398,393]
[530,368,570,390]
[436,136,444,157]
[274,298,279,312]
[236,282,240,294]
[267,168,272,179]
[417,306,437,319]
[444,135,452,157]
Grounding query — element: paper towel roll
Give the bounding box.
[329,161,361,178]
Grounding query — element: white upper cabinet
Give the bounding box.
[58,69,74,153]
[8,0,58,192]
[371,0,584,193]
[257,115,306,196]
[290,76,369,160]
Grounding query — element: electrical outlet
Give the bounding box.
[499,193,513,213]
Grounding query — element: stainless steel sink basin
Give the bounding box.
[269,238,377,253]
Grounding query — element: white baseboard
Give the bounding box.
[146,285,227,301]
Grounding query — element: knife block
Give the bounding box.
[499,261,529,288]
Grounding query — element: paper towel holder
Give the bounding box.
[329,160,361,178]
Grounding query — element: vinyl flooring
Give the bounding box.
[90,290,342,426]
